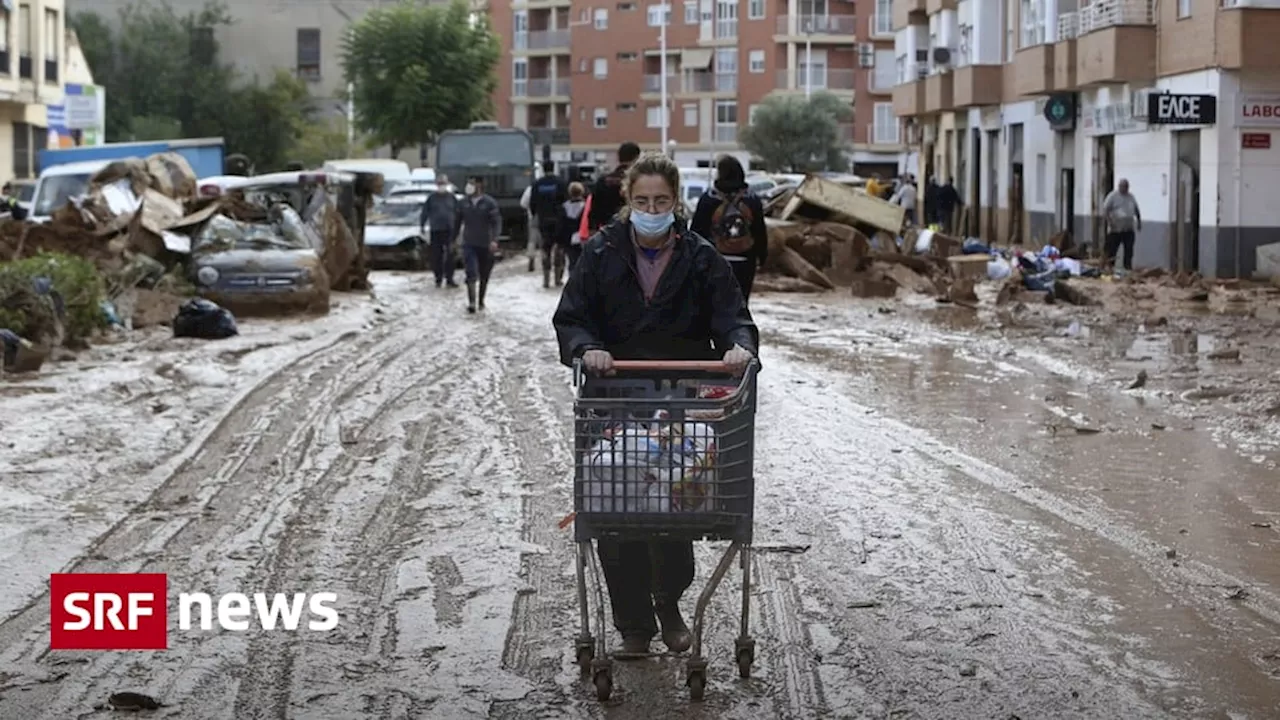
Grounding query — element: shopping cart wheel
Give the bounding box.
[575,639,595,674]
[592,666,613,701]
[687,668,707,701]
[735,637,756,679]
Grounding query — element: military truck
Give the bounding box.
[436,122,536,245]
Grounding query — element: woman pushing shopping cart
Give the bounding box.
[552,152,760,702]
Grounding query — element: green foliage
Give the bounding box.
[343,0,501,153]
[292,117,358,169]
[0,253,106,342]
[70,1,309,172]
[740,93,853,173]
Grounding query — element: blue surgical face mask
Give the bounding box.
[630,209,674,237]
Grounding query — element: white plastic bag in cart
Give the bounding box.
[665,421,719,511]
[585,425,666,512]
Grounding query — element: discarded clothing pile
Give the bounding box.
[584,415,718,513]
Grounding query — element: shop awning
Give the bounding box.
[680,48,714,69]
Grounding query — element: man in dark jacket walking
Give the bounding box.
[586,141,641,232]
[937,177,962,233]
[458,176,502,313]
[691,155,768,305]
[421,174,461,287]
[530,164,568,288]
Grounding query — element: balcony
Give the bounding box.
[926,0,958,14]
[872,122,901,146]
[1054,15,1079,90]
[1212,6,1280,69]
[923,72,954,113]
[523,29,571,51]
[642,74,678,93]
[893,78,925,116]
[530,127,571,145]
[519,78,572,98]
[775,68,858,92]
[714,125,738,143]
[1075,0,1156,86]
[892,0,927,31]
[952,64,1003,107]
[1012,43,1054,96]
[775,14,859,38]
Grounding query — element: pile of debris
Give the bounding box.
[758,175,1100,307]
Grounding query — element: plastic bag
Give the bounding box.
[172,298,239,339]
[987,256,1012,281]
[914,229,935,255]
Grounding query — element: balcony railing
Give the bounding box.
[522,78,572,97]
[1079,0,1154,32]
[776,14,859,34]
[715,18,738,38]
[525,29,571,49]
[872,121,900,145]
[776,68,857,90]
[715,72,737,92]
[1058,11,1080,39]
[643,74,678,92]
[714,125,738,143]
[530,127,571,145]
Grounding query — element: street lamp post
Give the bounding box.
[659,4,668,151]
[804,22,813,100]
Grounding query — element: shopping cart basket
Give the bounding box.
[571,358,758,702]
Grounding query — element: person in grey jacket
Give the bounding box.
[458,176,502,313]
[421,174,461,288]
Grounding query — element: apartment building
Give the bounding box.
[1,0,72,180]
[892,0,1280,279]
[490,0,907,174]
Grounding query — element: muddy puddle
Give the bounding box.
[755,296,1280,716]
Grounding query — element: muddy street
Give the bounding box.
[2,265,1279,719]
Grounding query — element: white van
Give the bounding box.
[322,158,412,192]
[29,160,113,223]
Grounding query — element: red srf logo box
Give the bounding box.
[50,574,168,650]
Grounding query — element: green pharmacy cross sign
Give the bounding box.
[1044,94,1076,130]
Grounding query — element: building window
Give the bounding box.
[873,0,892,35]
[684,1,699,23]
[296,28,320,81]
[748,104,760,125]
[618,51,639,61]
[594,8,609,28]
[1020,0,1045,47]
[513,10,528,49]
[748,0,765,19]
[647,3,672,25]
[1177,0,1191,17]
[714,100,737,142]
[41,7,56,83]
[1035,153,1047,204]
[715,47,737,91]
[873,102,898,144]
[683,103,697,127]
[594,108,608,128]
[616,2,636,10]
[593,57,608,78]
[748,49,765,73]
[714,0,737,39]
[18,3,30,80]
[618,102,638,111]
[580,58,588,72]
[799,49,827,89]
[512,59,528,96]
[646,105,669,127]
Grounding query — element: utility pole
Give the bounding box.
[659,3,668,151]
[804,22,813,100]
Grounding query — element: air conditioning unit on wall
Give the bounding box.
[858,44,875,67]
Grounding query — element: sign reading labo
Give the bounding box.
[1147,93,1217,125]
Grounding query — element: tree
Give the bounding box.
[70,1,309,171]
[292,117,359,169]
[343,0,500,155]
[740,93,853,173]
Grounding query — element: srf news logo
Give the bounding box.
[50,574,339,650]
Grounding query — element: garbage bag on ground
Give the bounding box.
[963,238,992,255]
[1024,268,1056,293]
[987,256,1013,281]
[172,298,238,339]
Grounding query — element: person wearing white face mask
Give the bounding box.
[457,176,502,314]
[552,152,758,658]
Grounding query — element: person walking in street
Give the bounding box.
[558,182,588,280]
[937,177,963,233]
[458,176,502,314]
[865,174,884,201]
[923,176,942,227]
[1102,178,1142,272]
[890,175,918,226]
[587,141,641,232]
[530,163,569,288]
[691,154,768,306]
[553,152,758,657]
[421,174,461,288]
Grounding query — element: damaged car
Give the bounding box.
[364,194,431,271]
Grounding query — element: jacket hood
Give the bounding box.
[713,177,748,195]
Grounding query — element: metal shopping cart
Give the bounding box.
[571,358,759,702]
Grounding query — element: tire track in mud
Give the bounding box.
[0,295,480,718]
[485,284,829,719]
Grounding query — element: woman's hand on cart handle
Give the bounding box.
[582,349,616,376]
[722,345,754,376]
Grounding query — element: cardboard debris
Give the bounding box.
[779,175,906,236]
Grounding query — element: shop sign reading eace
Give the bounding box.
[1147,94,1217,125]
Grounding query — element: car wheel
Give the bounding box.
[413,244,431,271]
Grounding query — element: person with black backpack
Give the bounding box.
[691,155,768,305]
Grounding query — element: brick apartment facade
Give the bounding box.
[490,0,908,174]
[892,0,1280,278]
